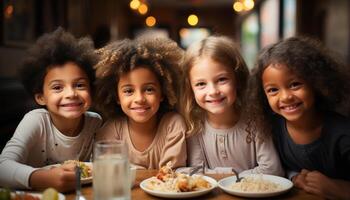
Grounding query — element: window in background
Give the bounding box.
[133,28,169,39]
[283,0,296,38]
[241,13,259,69]
[260,0,279,48]
[179,28,211,49]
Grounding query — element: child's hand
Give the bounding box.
[29,163,76,192]
[292,169,309,189]
[304,171,350,200]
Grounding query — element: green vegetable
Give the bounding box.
[0,188,11,200]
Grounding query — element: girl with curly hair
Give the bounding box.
[181,35,283,175]
[0,27,102,192]
[248,36,350,199]
[94,37,186,169]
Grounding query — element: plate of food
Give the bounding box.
[43,160,93,184]
[0,188,65,200]
[140,163,217,199]
[218,174,293,198]
[64,160,92,184]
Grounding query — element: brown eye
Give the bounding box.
[145,86,155,93]
[290,82,302,89]
[195,82,206,87]
[51,85,63,91]
[265,87,278,95]
[122,88,133,95]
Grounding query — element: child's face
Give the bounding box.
[189,57,237,117]
[262,63,316,123]
[117,67,163,124]
[35,62,91,120]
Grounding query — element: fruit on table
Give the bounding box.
[0,188,11,200]
[42,188,58,200]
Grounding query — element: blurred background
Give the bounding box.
[0,0,349,149]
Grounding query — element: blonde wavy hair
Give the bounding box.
[94,37,184,118]
[181,36,250,138]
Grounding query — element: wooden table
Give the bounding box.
[65,170,321,200]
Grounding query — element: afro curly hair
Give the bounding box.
[94,37,184,118]
[18,27,98,102]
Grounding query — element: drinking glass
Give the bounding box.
[93,140,131,200]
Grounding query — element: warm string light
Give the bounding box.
[145,16,156,27]
[233,0,255,13]
[129,0,148,15]
[4,4,14,19]
[188,14,199,26]
[129,0,154,27]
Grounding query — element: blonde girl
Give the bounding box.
[181,35,283,175]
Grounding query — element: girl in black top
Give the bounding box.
[248,36,350,199]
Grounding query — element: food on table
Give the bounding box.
[146,162,211,192]
[0,188,11,200]
[0,188,43,200]
[63,160,92,178]
[42,188,58,200]
[231,175,281,192]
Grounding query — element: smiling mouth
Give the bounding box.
[280,103,302,112]
[61,102,83,107]
[206,97,225,104]
[131,107,150,113]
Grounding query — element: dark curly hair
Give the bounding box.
[94,37,184,118]
[180,35,251,140]
[18,27,98,103]
[247,36,350,136]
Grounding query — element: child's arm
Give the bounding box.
[0,111,43,189]
[241,136,284,176]
[303,170,350,200]
[29,163,76,192]
[159,113,187,169]
[186,135,206,168]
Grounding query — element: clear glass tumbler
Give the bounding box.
[93,140,131,200]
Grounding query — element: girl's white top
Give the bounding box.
[0,108,102,188]
[187,118,284,176]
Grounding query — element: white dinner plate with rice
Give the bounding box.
[140,175,217,199]
[218,174,293,198]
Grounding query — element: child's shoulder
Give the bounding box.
[98,116,126,132]
[159,112,186,131]
[325,112,350,134]
[24,108,50,120]
[160,112,185,124]
[83,111,103,129]
[158,112,186,139]
[95,116,127,140]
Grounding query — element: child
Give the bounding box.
[181,35,283,175]
[248,36,350,199]
[94,37,187,169]
[0,28,102,192]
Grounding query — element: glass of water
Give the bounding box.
[93,140,131,200]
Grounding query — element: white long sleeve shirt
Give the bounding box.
[0,109,102,189]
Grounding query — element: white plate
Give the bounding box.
[12,192,65,200]
[43,162,93,185]
[140,175,217,199]
[218,174,293,198]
